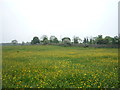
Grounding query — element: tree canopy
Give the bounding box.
[31,36,40,44]
[11,40,18,45]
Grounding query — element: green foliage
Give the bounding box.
[74,39,78,44]
[112,36,119,44]
[43,37,49,45]
[11,40,18,45]
[96,35,104,44]
[83,38,87,44]
[22,41,25,45]
[50,36,59,43]
[93,35,120,45]
[53,38,59,43]
[89,39,93,44]
[62,37,71,46]
[31,37,40,44]
[29,35,119,46]
[103,36,113,44]
[73,36,81,44]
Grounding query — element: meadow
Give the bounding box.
[2,45,118,88]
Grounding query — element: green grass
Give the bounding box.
[2,45,118,88]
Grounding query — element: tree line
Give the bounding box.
[11,35,120,46]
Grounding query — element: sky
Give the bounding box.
[1,0,119,43]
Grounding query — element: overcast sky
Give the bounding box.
[1,0,119,43]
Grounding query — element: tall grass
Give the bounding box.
[2,45,118,88]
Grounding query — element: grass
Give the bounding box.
[2,45,119,88]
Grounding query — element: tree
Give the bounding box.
[43,37,49,45]
[83,38,87,44]
[86,38,89,44]
[62,37,71,41]
[92,37,97,44]
[40,35,49,45]
[62,37,71,46]
[26,42,31,45]
[50,36,55,43]
[22,41,25,45]
[40,35,48,41]
[73,36,78,44]
[96,35,104,44]
[54,37,59,43]
[50,36,59,43]
[73,36,81,44]
[83,38,89,47]
[104,36,112,44]
[112,36,119,44]
[31,36,40,44]
[11,40,18,45]
[89,38,93,44]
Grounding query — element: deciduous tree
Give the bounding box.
[31,36,40,44]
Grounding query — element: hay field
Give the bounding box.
[2,45,118,88]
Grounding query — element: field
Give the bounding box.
[2,45,118,88]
